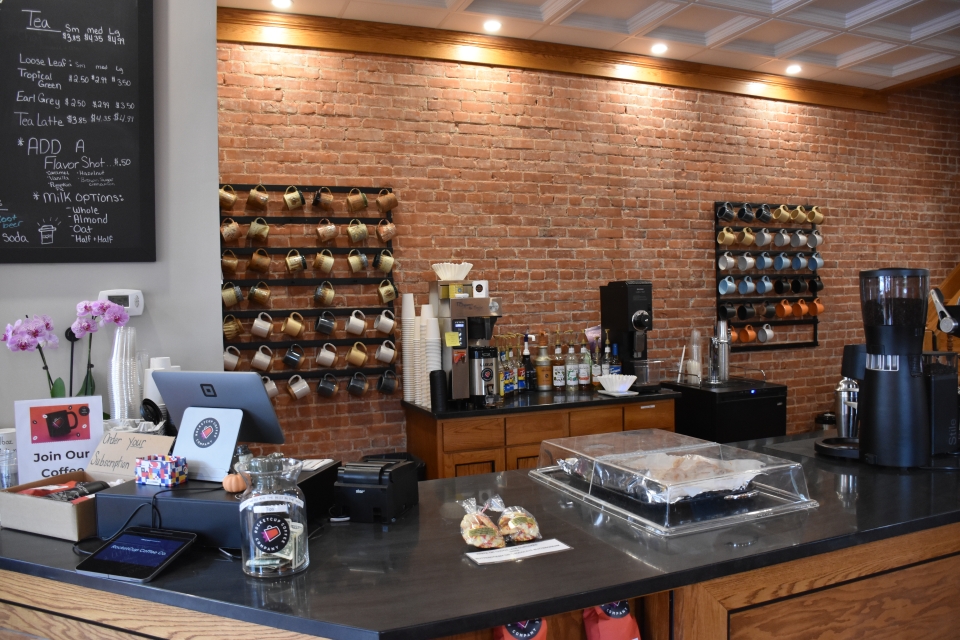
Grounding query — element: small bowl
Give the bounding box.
[431,262,473,280]
[596,374,637,393]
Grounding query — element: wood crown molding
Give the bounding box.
[217,8,888,114]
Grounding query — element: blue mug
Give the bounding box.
[774,253,791,270]
[738,276,756,295]
[792,253,808,270]
[718,276,736,295]
[756,252,774,269]
[809,252,824,271]
[756,276,774,294]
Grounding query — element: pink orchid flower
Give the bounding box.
[7,332,38,352]
[77,301,94,317]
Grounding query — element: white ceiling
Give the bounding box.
[218,0,960,89]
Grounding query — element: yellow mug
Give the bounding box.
[313,249,335,274]
[281,312,305,337]
[736,227,755,246]
[285,250,306,273]
[247,217,270,241]
[346,188,368,212]
[346,342,368,367]
[247,184,269,208]
[218,185,237,209]
[717,227,737,246]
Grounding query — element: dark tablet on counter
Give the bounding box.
[76,526,196,583]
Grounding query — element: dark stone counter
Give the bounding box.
[2,431,959,639]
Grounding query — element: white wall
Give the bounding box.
[0,0,222,427]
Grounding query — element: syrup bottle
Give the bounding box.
[551,330,566,391]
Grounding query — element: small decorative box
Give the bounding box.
[136,455,187,487]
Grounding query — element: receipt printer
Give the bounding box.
[334,459,419,523]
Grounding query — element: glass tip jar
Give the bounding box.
[237,454,310,577]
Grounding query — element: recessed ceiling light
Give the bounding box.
[483,20,502,32]
[651,43,668,55]
[272,0,292,8]
[786,64,802,75]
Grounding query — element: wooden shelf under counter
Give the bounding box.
[403,389,678,479]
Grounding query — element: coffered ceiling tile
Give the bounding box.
[341,0,449,25]
[613,35,706,59]
[684,47,773,68]
[569,0,651,20]
[723,19,835,56]
[813,67,893,85]
[462,0,545,21]
[791,32,899,67]
[921,28,960,53]
[624,1,686,35]
[863,53,959,85]
[529,23,631,47]
[644,4,760,45]
[784,0,926,30]
[218,0,348,17]
[439,11,546,36]
[848,45,954,75]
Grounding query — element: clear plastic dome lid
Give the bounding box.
[859,269,928,328]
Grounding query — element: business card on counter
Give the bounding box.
[466,539,571,565]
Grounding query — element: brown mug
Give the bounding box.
[220,218,240,242]
[221,250,239,273]
[316,218,339,242]
[346,188,368,213]
[281,312,305,338]
[776,299,792,318]
[347,219,368,243]
[346,342,368,367]
[377,279,398,304]
[248,281,271,305]
[375,189,398,213]
[792,299,809,317]
[248,248,271,273]
[218,185,237,209]
[376,219,397,243]
[730,327,739,343]
[221,283,243,308]
[314,281,335,305]
[283,185,305,209]
[247,184,269,208]
[347,249,366,273]
[313,249,334,274]
[373,249,394,274]
[740,325,757,343]
[809,297,825,316]
[285,250,306,273]
[313,187,334,211]
[222,315,243,340]
[247,217,270,242]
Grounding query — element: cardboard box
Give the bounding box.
[0,432,174,542]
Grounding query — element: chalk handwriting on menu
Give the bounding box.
[0,0,154,262]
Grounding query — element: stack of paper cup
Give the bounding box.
[419,305,434,407]
[425,318,442,409]
[413,321,424,406]
[401,294,416,402]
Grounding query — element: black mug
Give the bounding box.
[317,373,338,398]
[774,277,790,295]
[791,278,809,294]
[315,311,336,335]
[737,304,757,321]
[808,276,824,293]
[760,302,778,318]
[283,344,304,369]
[718,303,737,321]
[46,410,78,438]
[347,373,367,396]
[756,204,773,223]
[716,202,735,222]
[738,203,755,222]
[377,370,398,394]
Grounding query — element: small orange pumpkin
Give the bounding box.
[222,473,246,493]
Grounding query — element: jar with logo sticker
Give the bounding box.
[236,454,309,577]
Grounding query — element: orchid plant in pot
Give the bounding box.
[69,300,130,396]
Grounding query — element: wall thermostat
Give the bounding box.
[98,289,144,316]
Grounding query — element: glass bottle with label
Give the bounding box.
[591,341,603,388]
[507,345,519,396]
[535,333,552,391]
[578,336,592,389]
[551,332,566,391]
[565,335,578,393]
[521,334,532,394]
[610,343,622,375]
[601,330,612,377]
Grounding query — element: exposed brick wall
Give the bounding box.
[217,42,960,461]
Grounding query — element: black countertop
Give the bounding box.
[402,387,681,419]
[2,431,960,639]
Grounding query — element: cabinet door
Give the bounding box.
[505,411,568,446]
[569,407,623,437]
[442,418,505,453]
[624,400,674,432]
[506,444,542,471]
[442,449,506,478]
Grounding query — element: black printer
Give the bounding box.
[334,459,419,523]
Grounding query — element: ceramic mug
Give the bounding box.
[737,203,755,223]
[738,276,756,295]
[809,252,824,271]
[806,229,824,249]
[251,312,273,338]
[718,252,736,271]
[314,311,336,335]
[756,275,774,295]
[756,252,774,269]
[736,227,756,246]
[716,202,736,222]
[375,340,397,364]
[317,373,339,398]
[718,276,737,295]
[717,227,737,246]
[263,376,279,399]
[808,276,825,293]
[313,249,335,274]
[251,345,274,372]
[221,250,239,273]
[347,219,369,243]
[757,324,775,343]
[809,297,825,316]
[316,343,338,367]
[376,189,398,213]
[774,205,792,222]
[774,229,791,247]
[248,248,271,273]
[347,249,367,273]
[287,375,310,400]
[373,250,394,274]
[737,304,757,321]
[790,230,808,248]
[774,276,791,295]
[756,204,773,223]
[791,253,808,270]
[740,325,757,343]
[792,299,809,317]
[219,185,237,209]
[286,250,306,273]
[281,312,305,338]
[248,217,270,242]
[223,346,241,371]
[248,281,271,305]
[347,372,368,396]
[791,206,808,224]
[247,184,269,208]
[313,187,334,211]
[737,253,755,270]
[346,342,368,367]
[718,303,737,321]
[773,253,791,270]
[377,370,398,394]
[791,277,809,294]
[283,344,305,369]
[345,310,366,335]
[377,280,398,304]
[316,218,339,242]
[222,315,243,340]
[760,302,778,318]
[730,327,739,343]
[776,299,793,318]
[377,219,397,243]
[346,189,368,213]
[220,218,240,242]
[374,310,395,334]
[283,186,305,209]
[808,206,825,224]
[314,281,335,306]
[754,228,773,247]
[221,283,243,307]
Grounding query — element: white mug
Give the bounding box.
[790,230,808,248]
[316,343,338,367]
[717,252,736,271]
[287,375,310,400]
[251,312,273,339]
[807,230,824,249]
[757,324,775,343]
[223,346,241,371]
[262,376,279,399]
[251,345,274,372]
[375,340,397,364]
[774,229,791,247]
[737,253,755,270]
[754,228,773,247]
[374,309,395,335]
[345,309,366,335]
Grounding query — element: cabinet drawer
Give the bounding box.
[505,412,568,446]
[443,449,506,478]
[624,400,674,432]
[442,418,504,453]
[506,444,542,471]
[569,407,623,437]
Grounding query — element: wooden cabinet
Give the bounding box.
[406,398,675,479]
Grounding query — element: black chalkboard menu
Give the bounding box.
[0,0,154,263]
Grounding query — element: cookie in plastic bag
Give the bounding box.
[486,495,541,543]
[458,497,505,549]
